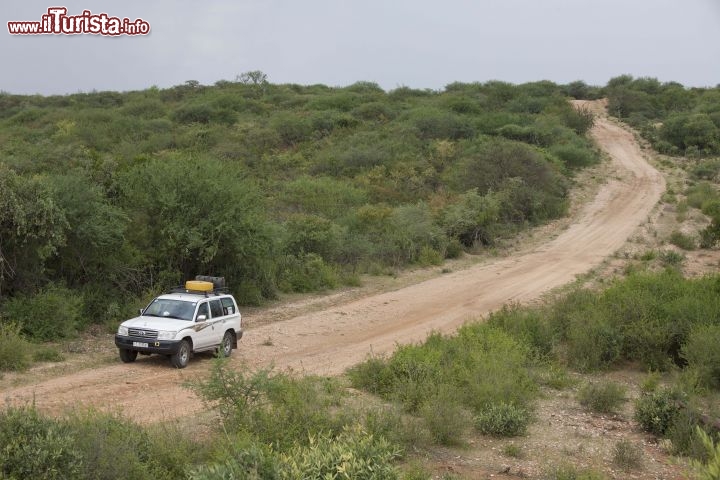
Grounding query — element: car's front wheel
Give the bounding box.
[170,339,191,368]
[119,348,137,363]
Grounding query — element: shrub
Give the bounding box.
[189,442,281,480]
[2,285,82,340]
[612,439,644,471]
[474,402,531,437]
[634,388,684,436]
[565,314,621,371]
[0,407,83,480]
[277,253,338,293]
[503,443,523,458]
[32,347,65,363]
[192,360,348,449]
[0,321,32,371]
[692,426,720,480]
[681,324,720,390]
[280,425,401,480]
[487,304,556,358]
[687,182,719,210]
[576,381,627,414]
[349,325,537,441]
[417,246,443,266]
[666,408,708,458]
[363,406,430,449]
[67,410,195,480]
[420,391,470,446]
[668,230,696,250]
[660,250,685,267]
[551,144,598,169]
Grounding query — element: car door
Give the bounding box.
[206,299,225,345]
[192,301,214,349]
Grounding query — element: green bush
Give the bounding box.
[474,402,531,437]
[67,411,196,480]
[687,182,719,210]
[420,391,470,445]
[277,253,338,293]
[189,442,282,480]
[2,285,82,340]
[192,360,348,449]
[666,408,709,458]
[32,347,65,363]
[668,230,696,250]
[0,407,202,480]
[576,381,627,414]
[0,407,83,480]
[565,314,622,371]
[0,321,32,371]
[487,304,556,358]
[692,427,720,480]
[363,405,430,449]
[660,250,685,267]
[280,425,401,480]
[551,144,598,169]
[349,325,537,445]
[634,388,684,436]
[682,324,720,390]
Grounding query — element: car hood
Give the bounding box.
[121,316,195,332]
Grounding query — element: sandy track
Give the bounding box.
[1,102,665,422]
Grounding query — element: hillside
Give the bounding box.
[0,77,597,341]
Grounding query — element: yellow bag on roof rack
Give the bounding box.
[185,280,214,292]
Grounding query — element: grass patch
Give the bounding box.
[32,347,65,363]
[474,402,531,437]
[612,439,644,471]
[503,443,523,458]
[576,381,627,414]
[668,230,696,250]
[0,322,32,372]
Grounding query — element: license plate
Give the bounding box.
[132,342,148,348]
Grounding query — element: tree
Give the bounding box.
[119,156,276,300]
[0,165,67,297]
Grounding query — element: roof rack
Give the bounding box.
[165,276,229,297]
[166,286,229,297]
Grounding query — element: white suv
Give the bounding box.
[114,278,243,368]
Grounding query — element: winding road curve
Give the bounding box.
[2,101,665,422]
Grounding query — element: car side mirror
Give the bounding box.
[196,315,207,322]
[139,308,144,316]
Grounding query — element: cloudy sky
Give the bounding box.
[2,0,719,95]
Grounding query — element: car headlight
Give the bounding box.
[157,330,177,340]
[118,325,128,336]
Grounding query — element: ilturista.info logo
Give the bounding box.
[8,7,150,36]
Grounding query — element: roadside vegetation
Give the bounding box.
[3,269,720,478]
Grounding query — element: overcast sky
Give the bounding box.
[2,0,719,95]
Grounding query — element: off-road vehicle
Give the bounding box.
[114,276,242,368]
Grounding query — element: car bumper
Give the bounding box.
[115,335,183,355]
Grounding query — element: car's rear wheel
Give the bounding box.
[170,340,191,368]
[119,348,137,363]
[219,330,235,358]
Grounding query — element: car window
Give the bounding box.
[221,297,236,315]
[209,299,223,318]
[145,299,195,321]
[196,302,209,321]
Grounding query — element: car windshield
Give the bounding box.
[143,299,195,321]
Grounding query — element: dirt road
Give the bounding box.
[1,102,665,422]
